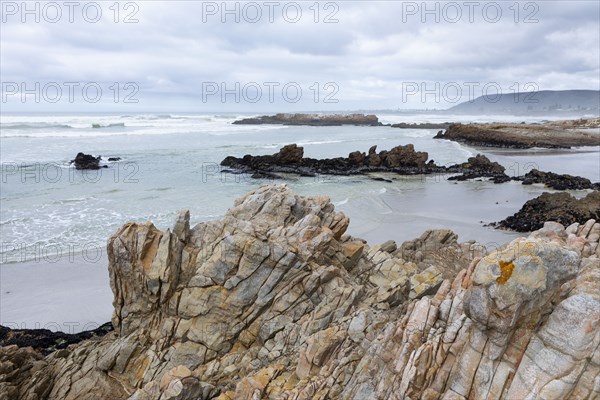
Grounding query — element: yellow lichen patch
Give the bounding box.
[496,260,515,285]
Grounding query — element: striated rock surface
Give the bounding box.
[1,185,599,400]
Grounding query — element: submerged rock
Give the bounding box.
[1,185,599,400]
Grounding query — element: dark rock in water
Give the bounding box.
[274,144,303,164]
[70,153,105,170]
[518,169,595,190]
[107,157,121,162]
[379,144,428,168]
[221,145,596,193]
[448,154,509,182]
[221,143,435,178]
[348,151,366,166]
[0,322,113,355]
[494,191,600,232]
[233,113,380,126]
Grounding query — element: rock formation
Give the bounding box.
[434,123,600,148]
[494,191,600,232]
[222,144,600,191]
[1,185,599,400]
[221,143,435,177]
[70,153,105,170]
[70,153,121,170]
[232,114,380,126]
[517,169,600,191]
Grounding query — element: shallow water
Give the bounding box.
[1,112,598,331]
[1,113,598,263]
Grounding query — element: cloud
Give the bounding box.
[1,0,598,111]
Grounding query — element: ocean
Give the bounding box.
[3,112,600,263]
[1,112,598,331]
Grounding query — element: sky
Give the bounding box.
[1,0,599,112]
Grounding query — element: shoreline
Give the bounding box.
[0,253,112,333]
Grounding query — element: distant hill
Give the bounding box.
[447,90,599,115]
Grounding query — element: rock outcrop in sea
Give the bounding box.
[70,153,121,170]
[220,144,504,179]
[1,185,599,399]
[434,123,600,148]
[221,144,599,190]
[70,152,106,170]
[232,113,380,126]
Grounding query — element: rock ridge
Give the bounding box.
[1,185,599,400]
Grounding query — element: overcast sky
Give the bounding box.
[1,0,598,111]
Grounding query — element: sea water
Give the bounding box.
[1,112,598,263]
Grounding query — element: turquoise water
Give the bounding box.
[1,113,598,263]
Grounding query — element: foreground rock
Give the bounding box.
[494,191,600,232]
[233,113,380,126]
[434,122,600,148]
[1,185,599,400]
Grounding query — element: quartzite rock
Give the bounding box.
[1,185,599,400]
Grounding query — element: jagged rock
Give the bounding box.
[221,143,433,177]
[221,145,595,191]
[2,185,599,400]
[447,154,509,182]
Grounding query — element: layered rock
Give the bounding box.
[1,185,599,400]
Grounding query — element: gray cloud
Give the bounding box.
[1,0,598,111]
